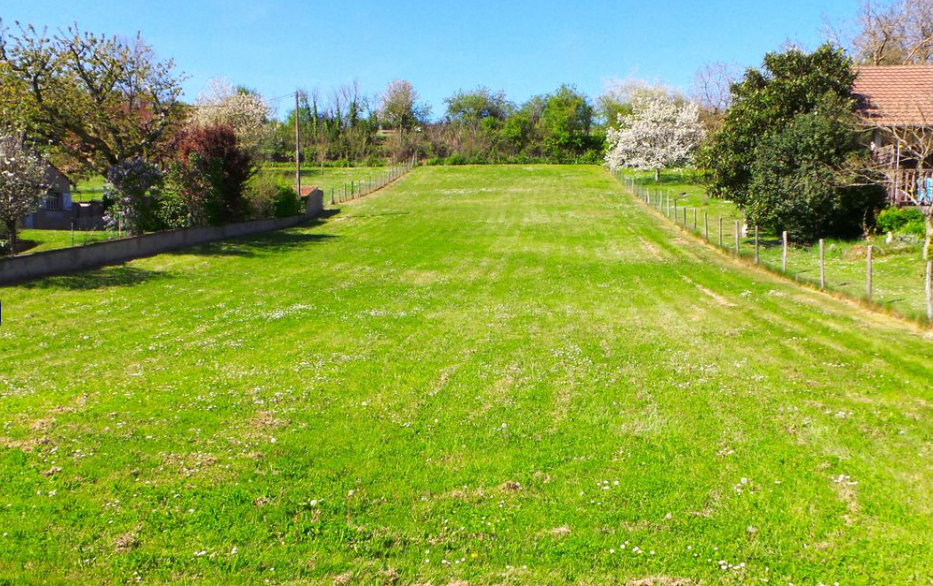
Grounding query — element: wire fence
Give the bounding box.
[329,156,417,206]
[613,169,933,325]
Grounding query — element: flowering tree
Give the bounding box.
[193,78,272,151]
[104,158,163,235]
[0,20,185,177]
[605,95,704,181]
[0,134,48,255]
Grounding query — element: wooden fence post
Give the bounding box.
[734,220,740,254]
[683,206,687,226]
[819,239,825,289]
[693,209,697,230]
[754,226,759,264]
[704,212,709,241]
[782,231,788,272]
[866,244,873,301]
[719,217,723,247]
[673,199,677,221]
[926,261,932,322]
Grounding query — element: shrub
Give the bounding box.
[104,158,163,234]
[170,124,255,226]
[876,207,925,234]
[247,173,301,219]
[745,111,886,241]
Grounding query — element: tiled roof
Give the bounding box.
[298,185,319,197]
[853,65,933,126]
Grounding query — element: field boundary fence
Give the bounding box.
[611,169,933,325]
[329,156,417,206]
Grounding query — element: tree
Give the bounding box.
[169,124,255,226]
[691,63,741,133]
[193,78,272,152]
[444,87,512,125]
[598,78,676,129]
[0,133,48,255]
[831,0,933,65]
[700,44,857,204]
[746,111,886,240]
[103,158,163,235]
[605,94,704,181]
[540,85,597,162]
[379,79,430,131]
[0,20,186,177]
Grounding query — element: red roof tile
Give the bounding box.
[853,65,933,126]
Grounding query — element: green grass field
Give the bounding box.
[261,165,398,200]
[628,170,933,322]
[71,167,393,204]
[2,165,933,585]
[14,229,121,255]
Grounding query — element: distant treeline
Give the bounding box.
[262,83,609,165]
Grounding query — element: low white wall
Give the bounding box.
[1,196,324,286]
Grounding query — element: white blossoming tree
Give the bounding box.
[0,134,48,255]
[193,78,273,151]
[605,95,704,181]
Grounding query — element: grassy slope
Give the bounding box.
[14,229,121,255]
[1,165,932,585]
[23,167,388,257]
[628,170,932,321]
[72,167,388,203]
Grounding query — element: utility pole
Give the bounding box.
[295,91,301,196]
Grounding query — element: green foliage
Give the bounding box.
[746,111,885,240]
[700,44,878,240]
[444,87,513,124]
[876,207,925,234]
[540,85,600,162]
[247,173,302,219]
[700,44,858,204]
[170,124,256,226]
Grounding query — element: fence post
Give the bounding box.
[734,220,740,254]
[704,212,709,241]
[866,244,873,301]
[926,261,932,322]
[719,217,723,247]
[782,231,788,272]
[754,225,759,264]
[683,206,687,226]
[819,239,826,289]
[693,208,697,230]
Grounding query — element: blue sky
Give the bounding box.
[3,0,858,117]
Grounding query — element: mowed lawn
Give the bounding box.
[2,165,933,585]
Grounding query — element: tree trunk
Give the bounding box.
[5,220,17,257]
[925,211,932,261]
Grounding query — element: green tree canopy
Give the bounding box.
[700,43,858,205]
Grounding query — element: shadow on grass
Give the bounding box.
[174,222,340,259]
[19,265,170,291]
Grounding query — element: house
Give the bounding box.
[852,65,933,205]
[21,164,105,230]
